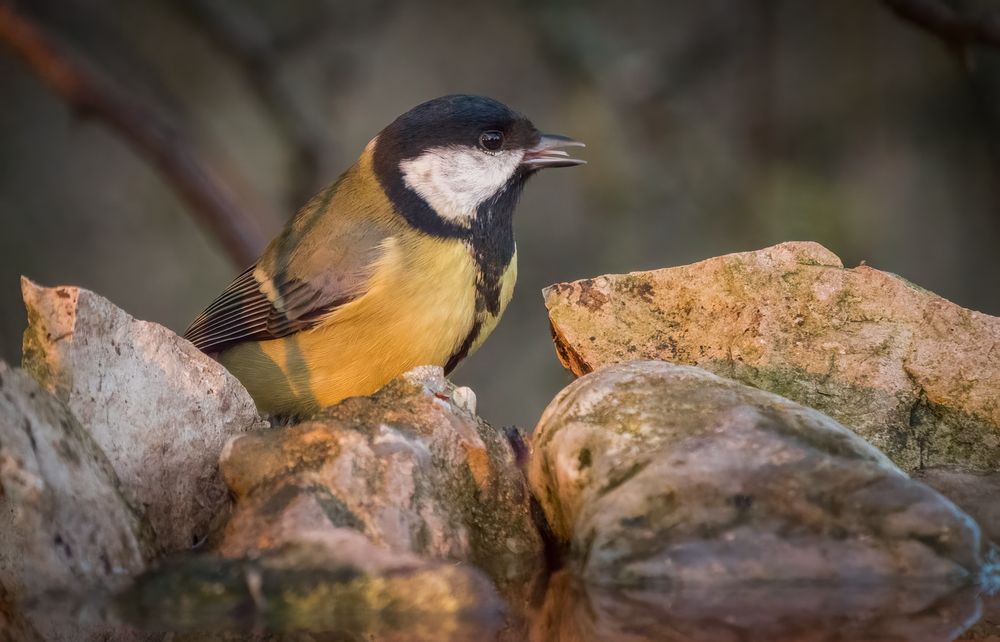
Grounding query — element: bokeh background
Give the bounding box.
[2,0,999,429]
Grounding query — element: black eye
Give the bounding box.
[479,130,504,152]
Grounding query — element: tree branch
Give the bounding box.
[0,2,266,267]
[176,0,327,207]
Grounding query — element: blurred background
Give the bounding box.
[2,0,999,429]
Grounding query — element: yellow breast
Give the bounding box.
[220,235,516,415]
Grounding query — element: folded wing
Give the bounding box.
[184,188,393,354]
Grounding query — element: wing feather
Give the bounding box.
[184,181,395,354]
[184,271,274,352]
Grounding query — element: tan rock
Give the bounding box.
[20,278,267,554]
[215,366,544,602]
[543,242,1000,473]
[529,361,988,587]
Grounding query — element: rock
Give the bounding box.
[531,570,985,642]
[0,362,152,594]
[913,468,1000,544]
[1,581,43,642]
[543,242,1000,474]
[117,535,506,641]
[215,366,544,602]
[0,361,154,640]
[528,361,988,588]
[959,593,1000,640]
[21,278,267,554]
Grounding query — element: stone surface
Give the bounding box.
[21,278,267,554]
[117,535,506,641]
[0,361,154,640]
[1,580,42,642]
[529,360,988,587]
[543,241,1000,474]
[913,467,1000,545]
[215,366,544,602]
[0,362,152,596]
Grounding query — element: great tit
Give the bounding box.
[184,95,585,416]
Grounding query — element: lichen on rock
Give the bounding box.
[215,366,545,603]
[529,360,989,588]
[543,241,1000,475]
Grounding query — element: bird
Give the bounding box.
[184,94,585,416]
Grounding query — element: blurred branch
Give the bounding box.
[883,0,1000,49]
[0,2,265,267]
[177,0,327,206]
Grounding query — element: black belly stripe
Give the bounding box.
[445,320,482,375]
[469,178,523,316]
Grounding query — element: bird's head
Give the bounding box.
[371,95,584,233]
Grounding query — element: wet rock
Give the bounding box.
[543,242,1000,474]
[215,366,544,602]
[531,570,985,642]
[913,467,1000,544]
[959,593,1000,640]
[528,361,988,587]
[21,278,267,554]
[117,535,506,642]
[0,361,154,640]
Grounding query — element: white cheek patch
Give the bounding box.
[400,146,524,223]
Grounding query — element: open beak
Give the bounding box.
[521,134,586,169]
